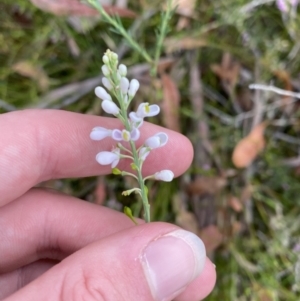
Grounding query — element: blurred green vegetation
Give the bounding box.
[1,0,300,300]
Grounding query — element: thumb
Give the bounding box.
[5,223,208,301]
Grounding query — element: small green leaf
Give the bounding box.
[124,206,138,225]
[112,167,122,175]
[131,163,138,170]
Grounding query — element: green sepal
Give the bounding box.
[131,163,138,170]
[112,168,122,175]
[124,206,138,225]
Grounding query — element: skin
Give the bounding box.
[0,110,216,301]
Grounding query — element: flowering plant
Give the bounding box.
[90,50,174,223]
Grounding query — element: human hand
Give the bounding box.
[0,110,216,301]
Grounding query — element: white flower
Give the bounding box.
[118,64,127,77]
[102,77,113,90]
[128,79,140,97]
[111,128,140,142]
[120,77,129,94]
[145,132,168,149]
[112,129,131,142]
[154,170,174,182]
[95,87,112,101]
[101,65,110,76]
[96,148,120,168]
[90,127,112,140]
[102,100,120,115]
[129,103,160,122]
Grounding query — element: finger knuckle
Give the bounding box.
[62,267,127,301]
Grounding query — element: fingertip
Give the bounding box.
[175,258,217,301]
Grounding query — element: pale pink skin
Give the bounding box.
[0,110,216,301]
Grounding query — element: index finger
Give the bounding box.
[0,109,193,206]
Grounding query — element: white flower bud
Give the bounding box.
[101,65,110,76]
[102,55,109,64]
[101,100,120,115]
[102,77,113,90]
[120,77,129,94]
[118,64,127,77]
[128,79,140,97]
[90,127,111,140]
[112,52,118,60]
[154,170,174,182]
[95,87,112,101]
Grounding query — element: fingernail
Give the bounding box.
[141,229,206,301]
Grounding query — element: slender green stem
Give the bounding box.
[86,0,152,64]
[151,0,174,76]
[120,154,134,160]
[117,143,133,155]
[116,92,151,222]
[121,171,138,180]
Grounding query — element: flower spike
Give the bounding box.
[90,49,174,223]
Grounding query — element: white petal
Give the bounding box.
[95,87,112,101]
[101,65,110,76]
[139,147,150,161]
[128,79,140,97]
[102,100,120,115]
[145,132,168,149]
[154,170,174,182]
[130,128,140,141]
[136,103,160,118]
[111,158,120,168]
[102,77,113,90]
[112,129,123,141]
[155,132,168,147]
[136,103,147,118]
[96,151,118,165]
[129,112,143,123]
[90,127,111,140]
[118,64,127,77]
[145,136,161,149]
[131,119,143,129]
[120,77,129,94]
[146,104,160,117]
[112,52,118,61]
[102,55,109,64]
[111,148,120,167]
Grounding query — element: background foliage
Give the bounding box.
[1,0,300,300]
